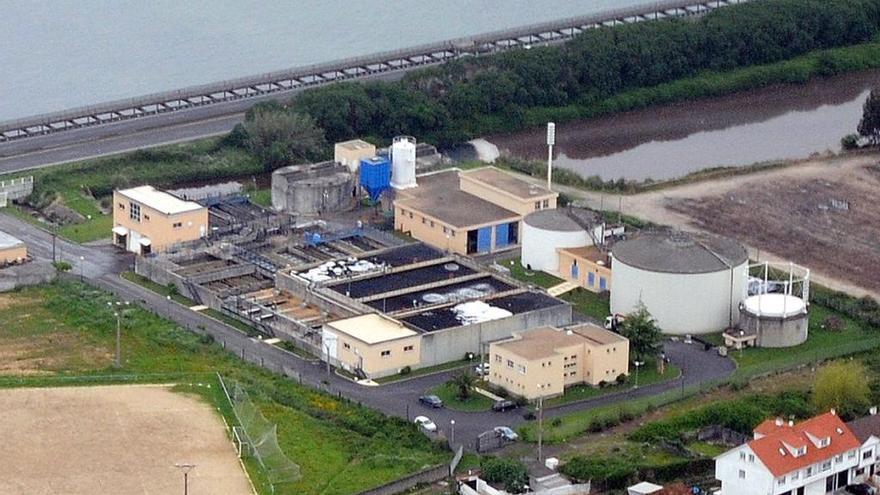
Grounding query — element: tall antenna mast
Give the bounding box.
[546,122,556,191]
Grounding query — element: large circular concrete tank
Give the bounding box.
[521,209,591,272]
[610,230,748,335]
[390,136,417,189]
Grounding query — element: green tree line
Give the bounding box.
[231,0,880,168]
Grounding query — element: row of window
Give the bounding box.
[342,342,415,357]
[534,199,550,210]
[399,208,457,237]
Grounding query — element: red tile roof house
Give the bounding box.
[714,411,865,495]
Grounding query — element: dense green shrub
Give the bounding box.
[481,457,529,494]
[280,0,880,147]
[811,284,880,327]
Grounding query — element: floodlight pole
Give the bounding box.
[546,123,556,191]
[537,396,544,463]
[115,311,122,368]
[175,463,196,495]
[634,360,644,389]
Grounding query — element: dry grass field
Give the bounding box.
[0,384,253,495]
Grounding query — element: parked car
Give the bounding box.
[492,400,517,412]
[846,484,877,495]
[418,395,444,408]
[474,363,491,376]
[494,426,519,441]
[604,314,625,331]
[414,416,437,432]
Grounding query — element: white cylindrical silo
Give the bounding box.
[610,231,748,335]
[390,136,417,189]
[521,209,594,273]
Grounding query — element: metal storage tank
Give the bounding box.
[521,209,602,272]
[271,161,355,215]
[390,136,417,190]
[739,294,809,347]
[610,230,748,335]
[359,156,391,202]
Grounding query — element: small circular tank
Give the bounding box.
[739,293,809,347]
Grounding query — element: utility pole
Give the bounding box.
[537,396,544,463]
[175,463,195,495]
[546,123,556,191]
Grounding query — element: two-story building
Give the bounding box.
[394,167,557,256]
[715,411,863,495]
[112,185,208,255]
[488,323,629,400]
[847,410,880,484]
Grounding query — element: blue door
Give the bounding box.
[477,227,492,253]
[495,223,509,249]
[599,277,607,290]
[587,272,595,287]
[570,262,579,279]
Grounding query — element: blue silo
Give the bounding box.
[359,156,392,202]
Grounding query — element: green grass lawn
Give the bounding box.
[58,214,112,243]
[375,359,472,384]
[730,305,880,378]
[248,189,273,208]
[427,382,494,412]
[689,441,728,458]
[544,360,680,408]
[0,281,447,495]
[499,258,563,289]
[560,288,610,321]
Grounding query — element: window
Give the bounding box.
[442,226,448,234]
[516,364,526,374]
[421,217,426,225]
[429,220,434,228]
[403,345,414,352]
[806,467,813,477]
[778,476,786,486]
[143,214,150,221]
[409,211,413,219]
[534,201,541,210]
[739,452,746,461]
[748,454,755,463]
[849,450,857,459]
[864,450,874,460]
[507,359,514,368]
[118,203,125,210]
[820,460,832,472]
[494,354,502,363]
[450,230,455,237]
[791,471,799,481]
[738,470,746,479]
[542,199,549,208]
[835,455,843,463]
[380,350,391,357]
[343,343,350,350]
[129,202,141,222]
[172,222,182,229]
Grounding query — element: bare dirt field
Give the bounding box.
[517,152,880,299]
[0,384,253,495]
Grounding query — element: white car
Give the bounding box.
[414,416,437,432]
[494,426,519,441]
[474,363,491,376]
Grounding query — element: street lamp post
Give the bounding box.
[108,300,130,369]
[634,360,644,389]
[166,294,171,313]
[450,419,456,446]
[79,256,85,282]
[174,463,196,495]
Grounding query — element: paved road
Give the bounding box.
[2,210,735,450]
[0,72,404,174]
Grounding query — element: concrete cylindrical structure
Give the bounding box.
[271,162,355,215]
[739,294,809,347]
[610,231,748,335]
[390,136,417,190]
[520,209,596,273]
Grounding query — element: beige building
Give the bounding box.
[334,139,377,173]
[488,324,629,400]
[558,245,612,293]
[321,313,421,379]
[0,231,26,264]
[112,186,209,255]
[394,167,557,256]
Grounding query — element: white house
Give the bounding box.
[715,411,862,495]
[847,409,880,484]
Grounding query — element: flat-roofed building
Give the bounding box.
[112,185,208,255]
[0,231,26,264]
[488,323,629,400]
[321,313,421,379]
[394,167,557,256]
[558,245,612,293]
[334,139,377,173]
[460,167,557,215]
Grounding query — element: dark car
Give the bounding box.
[492,400,517,412]
[418,395,444,408]
[846,484,877,495]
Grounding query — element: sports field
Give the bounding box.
[0,384,253,495]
